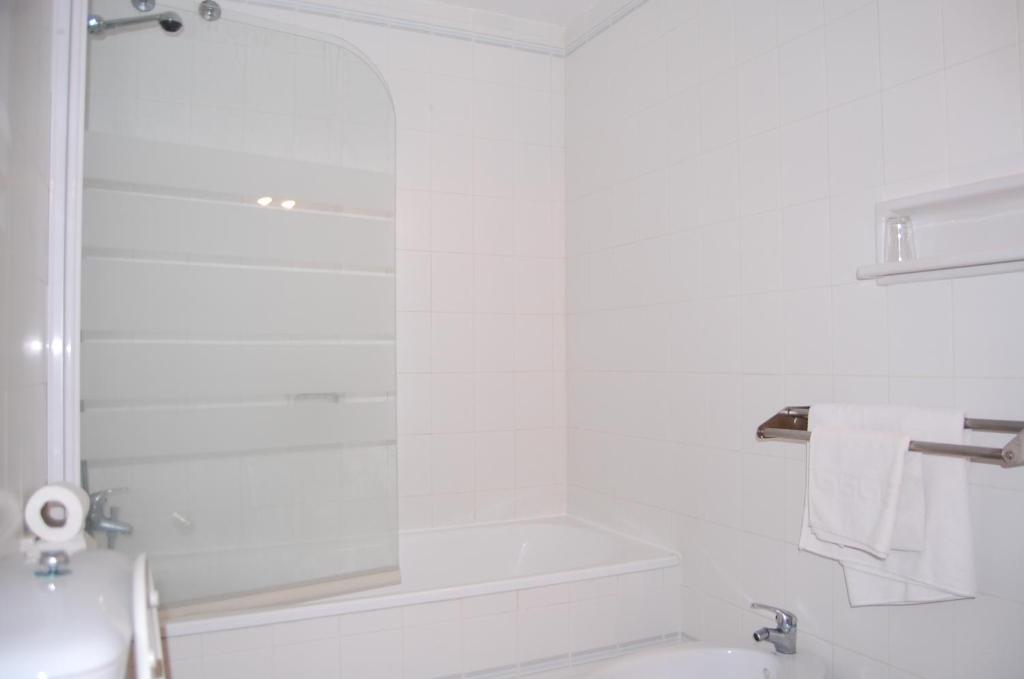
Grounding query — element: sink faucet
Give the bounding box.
[751,602,798,654]
[86,488,133,549]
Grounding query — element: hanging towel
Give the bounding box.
[842,452,975,605]
[809,403,957,551]
[805,426,911,559]
[799,404,976,606]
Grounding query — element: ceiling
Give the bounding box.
[433,0,597,27]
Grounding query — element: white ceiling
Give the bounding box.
[433,0,597,27]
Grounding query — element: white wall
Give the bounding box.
[386,28,569,530]
[225,1,571,530]
[0,0,53,554]
[566,1,1024,678]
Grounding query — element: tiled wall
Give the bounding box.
[164,566,681,679]
[224,1,571,530]
[388,22,569,527]
[566,1,1024,678]
[0,0,53,554]
[380,25,569,531]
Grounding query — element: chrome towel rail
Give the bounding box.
[757,406,1024,468]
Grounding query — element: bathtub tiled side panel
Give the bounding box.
[163,567,682,679]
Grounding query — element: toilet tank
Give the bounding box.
[0,549,133,679]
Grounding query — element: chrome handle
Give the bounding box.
[751,602,797,632]
[86,487,132,549]
[106,506,127,549]
[88,488,129,516]
[89,487,128,502]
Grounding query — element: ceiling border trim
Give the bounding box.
[247,0,651,58]
[565,0,651,55]
[246,0,566,55]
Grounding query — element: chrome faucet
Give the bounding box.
[86,488,133,549]
[751,602,798,654]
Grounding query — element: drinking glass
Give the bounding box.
[884,215,915,263]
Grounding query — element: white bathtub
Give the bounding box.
[164,517,681,679]
[354,516,678,599]
[166,516,679,637]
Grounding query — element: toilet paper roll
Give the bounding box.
[23,482,90,543]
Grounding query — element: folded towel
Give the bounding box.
[806,426,911,558]
[799,404,976,606]
[810,404,963,550]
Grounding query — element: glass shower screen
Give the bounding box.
[79,1,397,610]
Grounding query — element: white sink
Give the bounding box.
[588,643,827,679]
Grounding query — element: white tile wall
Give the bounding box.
[566,1,1024,678]
[373,27,568,528]
[0,0,53,555]
[163,567,681,679]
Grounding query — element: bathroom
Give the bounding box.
[2,0,1024,677]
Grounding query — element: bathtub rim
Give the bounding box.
[163,515,680,637]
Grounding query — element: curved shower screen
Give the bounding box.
[79,2,398,613]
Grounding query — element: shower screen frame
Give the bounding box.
[45,0,400,618]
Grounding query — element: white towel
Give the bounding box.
[806,426,911,558]
[810,404,949,551]
[799,404,976,606]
